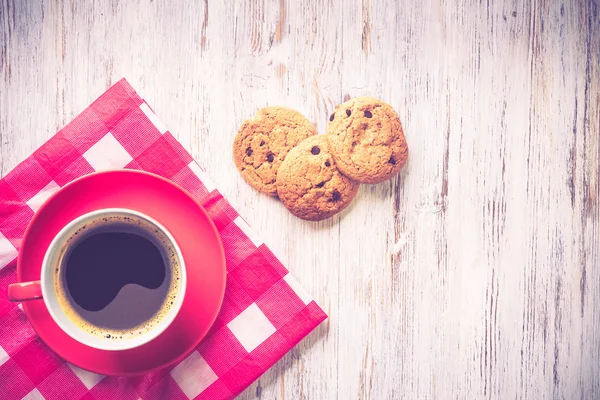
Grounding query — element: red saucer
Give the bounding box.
[17,170,226,375]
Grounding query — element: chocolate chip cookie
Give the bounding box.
[326,97,408,184]
[276,135,360,221]
[234,107,316,195]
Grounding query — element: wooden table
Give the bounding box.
[1,1,599,398]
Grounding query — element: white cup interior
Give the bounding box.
[40,208,187,351]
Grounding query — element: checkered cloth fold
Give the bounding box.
[0,79,326,400]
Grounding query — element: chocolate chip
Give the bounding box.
[246,148,253,156]
[325,161,331,167]
[332,190,341,201]
[266,153,275,162]
[316,182,325,188]
[346,109,351,117]
[329,113,335,121]
[106,334,111,338]
[389,156,396,165]
[364,110,373,118]
[260,140,265,146]
[311,146,320,155]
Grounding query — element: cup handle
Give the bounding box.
[8,281,43,302]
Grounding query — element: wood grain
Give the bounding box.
[1,0,599,398]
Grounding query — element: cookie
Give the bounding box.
[276,135,360,221]
[233,107,316,195]
[326,97,408,184]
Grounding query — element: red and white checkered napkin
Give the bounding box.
[0,79,326,400]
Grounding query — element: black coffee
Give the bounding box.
[65,232,166,312]
[53,214,181,340]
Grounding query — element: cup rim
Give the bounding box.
[40,208,187,351]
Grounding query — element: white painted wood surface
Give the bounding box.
[2,1,600,398]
